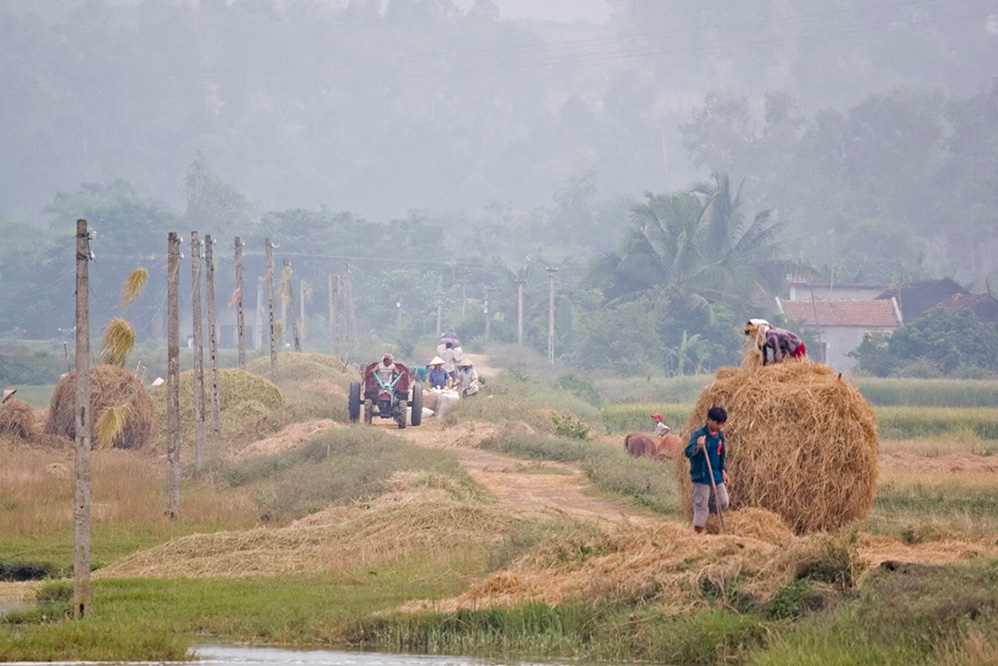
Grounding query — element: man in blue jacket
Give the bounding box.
[684,406,730,533]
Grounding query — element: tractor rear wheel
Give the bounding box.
[348,382,361,422]
[410,383,423,426]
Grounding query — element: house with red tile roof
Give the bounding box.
[776,297,903,373]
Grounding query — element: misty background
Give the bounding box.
[1,0,997,376]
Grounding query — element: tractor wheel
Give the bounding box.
[348,382,361,422]
[364,399,374,424]
[410,383,423,426]
[396,401,407,429]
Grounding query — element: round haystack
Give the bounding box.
[675,361,879,534]
[45,365,155,450]
[245,352,358,390]
[0,399,39,443]
[151,368,286,442]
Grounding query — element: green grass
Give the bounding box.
[604,402,998,440]
[0,560,473,661]
[6,384,57,408]
[479,430,680,515]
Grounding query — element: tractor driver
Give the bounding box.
[375,353,397,384]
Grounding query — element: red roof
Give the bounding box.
[778,298,901,327]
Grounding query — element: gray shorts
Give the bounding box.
[692,482,729,528]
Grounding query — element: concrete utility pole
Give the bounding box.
[266,239,277,382]
[235,237,246,369]
[166,232,181,520]
[190,231,205,471]
[546,267,558,364]
[284,260,301,352]
[73,219,92,618]
[516,280,526,347]
[458,268,470,317]
[343,264,358,350]
[205,235,221,439]
[329,274,340,357]
[484,287,495,341]
[436,292,443,335]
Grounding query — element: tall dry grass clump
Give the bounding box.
[45,365,154,450]
[675,361,879,533]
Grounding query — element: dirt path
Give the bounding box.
[393,418,662,526]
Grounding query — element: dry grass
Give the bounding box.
[121,268,148,306]
[228,419,340,459]
[0,399,39,441]
[96,471,521,579]
[100,317,136,366]
[675,360,879,533]
[45,365,154,450]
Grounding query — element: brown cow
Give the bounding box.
[624,433,683,460]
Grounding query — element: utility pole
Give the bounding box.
[484,287,495,341]
[343,264,358,350]
[396,300,402,331]
[458,268,470,317]
[190,231,205,471]
[436,292,443,335]
[284,260,301,352]
[516,280,526,347]
[234,237,246,369]
[166,232,181,520]
[73,219,93,618]
[546,267,558,364]
[300,278,306,347]
[266,239,277,382]
[254,276,263,351]
[205,235,220,439]
[329,274,339,357]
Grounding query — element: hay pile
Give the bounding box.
[151,368,286,442]
[0,399,38,441]
[229,419,339,459]
[676,361,879,533]
[45,365,155,450]
[401,507,850,614]
[245,352,358,390]
[96,471,518,579]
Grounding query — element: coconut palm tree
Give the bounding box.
[588,172,802,322]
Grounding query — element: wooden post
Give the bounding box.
[266,239,277,382]
[205,235,221,437]
[546,267,558,364]
[484,287,495,341]
[166,232,181,520]
[285,259,301,352]
[73,219,92,618]
[235,237,246,369]
[343,263,357,351]
[328,274,339,358]
[190,231,205,470]
[516,280,526,347]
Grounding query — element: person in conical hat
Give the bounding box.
[454,358,479,396]
[427,356,448,389]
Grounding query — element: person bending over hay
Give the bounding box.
[45,364,154,450]
[744,318,805,365]
[676,362,878,533]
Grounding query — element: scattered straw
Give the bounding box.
[229,419,339,459]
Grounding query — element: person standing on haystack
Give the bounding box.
[744,319,806,365]
[685,406,730,534]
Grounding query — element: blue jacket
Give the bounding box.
[685,424,726,485]
[427,367,448,389]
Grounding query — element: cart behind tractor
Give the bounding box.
[348,361,423,428]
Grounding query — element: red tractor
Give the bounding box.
[348,361,423,428]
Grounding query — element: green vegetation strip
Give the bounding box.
[604,403,998,440]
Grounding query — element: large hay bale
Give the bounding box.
[45,365,154,450]
[0,399,39,442]
[675,361,879,533]
[245,352,358,390]
[151,368,286,442]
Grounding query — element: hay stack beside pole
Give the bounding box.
[675,361,879,534]
[45,364,155,450]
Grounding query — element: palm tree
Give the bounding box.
[587,172,803,322]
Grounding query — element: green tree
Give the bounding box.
[851,307,998,377]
